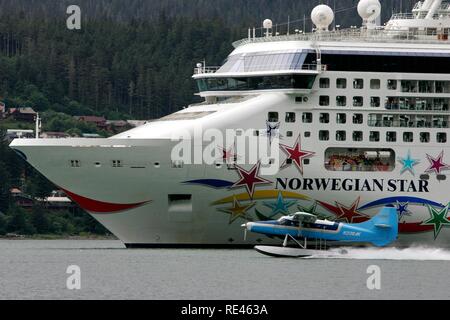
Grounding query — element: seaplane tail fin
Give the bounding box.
[357,206,399,247]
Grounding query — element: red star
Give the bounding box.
[318,197,369,223]
[280,135,315,175]
[232,162,272,198]
[425,151,450,175]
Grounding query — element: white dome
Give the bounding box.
[357,0,381,21]
[311,5,334,30]
[263,19,273,29]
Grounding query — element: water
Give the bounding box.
[0,240,449,300]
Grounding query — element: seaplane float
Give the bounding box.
[242,206,398,258]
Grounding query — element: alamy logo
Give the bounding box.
[66,5,81,30]
[66,265,81,290]
[366,265,381,290]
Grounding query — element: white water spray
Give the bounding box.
[310,247,450,261]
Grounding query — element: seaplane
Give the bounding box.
[242,206,398,258]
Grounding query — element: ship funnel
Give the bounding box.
[311,5,334,32]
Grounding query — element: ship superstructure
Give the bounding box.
[10,0,450,247]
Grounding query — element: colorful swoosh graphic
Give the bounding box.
[358,196,445,211]
[63,189,151,213]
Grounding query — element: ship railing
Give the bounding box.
[194,66,220,75]
[233,27,450,48]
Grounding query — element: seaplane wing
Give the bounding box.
[290,212,317,224]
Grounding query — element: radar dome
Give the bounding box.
[311,5,334,31]
[357,0,381,21]
[263,19,273,29]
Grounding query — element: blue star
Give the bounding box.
[396,201,411,221]
[263,192,297,218]
[398,150,420,176]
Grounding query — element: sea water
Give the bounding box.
[0,240,449,300]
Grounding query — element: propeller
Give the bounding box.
[241,223,248,241]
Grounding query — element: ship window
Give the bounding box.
[304,159,310,165]
[287,131,293,137]
[370,131,380,142]
[196,75,317,92]
[320,113,330,124]
[302,113,313,123]
[401,80,418,93]
[268,112,279,122]
[386,132,397,142]
[419,81,434,93]
[325,148,395,172]
[353,79,364,89]
[305,132,311,138]
[336,78,347,89]
[336,96,347,107]
[320,78,330,88]
[437,132,447,143]
[387,80,397,90]
[336,113,346,124]
[319,130,329,141]
[336,131,346,141]
[353,114,363,124]
[370,79,380,90]
[295,96,303,103]
[112,160,123,168]
[319,96,330,106]
[285,112,296,123]
[353,131,363,142]
[353,97,364,107]
[420,132,430,143]
[403,132,414,143]
[70,160,81,168]
[370,97,380,108]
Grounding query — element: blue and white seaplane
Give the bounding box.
[242,206,398,258]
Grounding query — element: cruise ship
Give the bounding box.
[10,0,450,247]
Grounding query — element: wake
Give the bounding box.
[310,246,450,261]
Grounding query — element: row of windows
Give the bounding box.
[319,78,399,90]
[319,78,450,93]
[319,95,450,110]
[317,130,447,143]
[319,96,380,107]
[268,112,364,124]
[368,114,449,129]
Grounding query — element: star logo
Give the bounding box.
[396,201,412,221]
[318,197,369,223]
[398,150,419,176]
[263,192,297,218]
[232,162,272,198]
[425,151,450,175]
[421,204,450,240]
[280,135,315,175]
[219,197,255,225]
